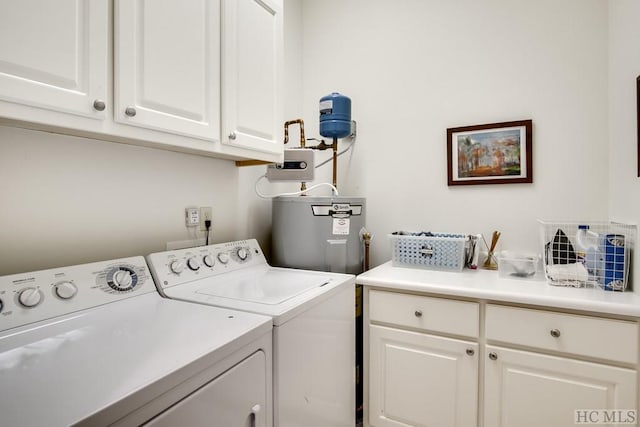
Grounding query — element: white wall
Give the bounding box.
[608,0,640,289]
[0,1,625,287]
[297,0,610,268]
[0,126,242,275]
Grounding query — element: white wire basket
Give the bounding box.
[389,232,467,271]
[538,220,636,291]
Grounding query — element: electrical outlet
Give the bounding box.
[200,207,212,231]
[185,207,199,227]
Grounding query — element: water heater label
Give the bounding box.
[311,204,362,216]
[333,218,350,235]
[319,100,333,114]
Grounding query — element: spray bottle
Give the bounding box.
[575,225,600,279]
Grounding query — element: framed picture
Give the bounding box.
[447,119,533,186]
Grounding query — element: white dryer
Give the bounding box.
[147,239,355,427]
[0,256,273,427]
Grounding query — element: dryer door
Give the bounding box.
[145,350,268,426]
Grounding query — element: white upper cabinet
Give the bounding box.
[0,0,108,119]
[222,0,283,154]
[115,0,221,141]
[0,0,283,162]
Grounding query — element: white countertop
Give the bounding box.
[357,261,640,318]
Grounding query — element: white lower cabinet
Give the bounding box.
[367,290,480,427]
[365,289,639,427]
[369,325,478,427]
[483,345,637,427]
[484,303,638,427]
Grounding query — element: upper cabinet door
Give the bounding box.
[115,0,221,141]
[0,0,108,119]
[222,0,283,154]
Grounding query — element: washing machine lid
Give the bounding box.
[0,293,271,427]
[165,266,355,325]
[194,267,331,305]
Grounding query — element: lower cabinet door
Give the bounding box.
[369,325,478,427]
[145,350,267,427]
[484,345,637,427]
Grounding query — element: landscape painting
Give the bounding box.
[447,120,532,186]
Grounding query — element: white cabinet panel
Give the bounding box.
[369,289,479,338]
[115,0,220,140]
[484,345,637,427]
[486,304,638,364]
[0,0,108,118]
[145,350,267,426]
[369,325,478,427]
[222,0,283,154]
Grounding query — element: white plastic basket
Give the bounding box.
[389,232,467,271]
[538,220,636,291]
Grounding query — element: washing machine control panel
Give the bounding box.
[0,257,154,332]
[147,239,268,289]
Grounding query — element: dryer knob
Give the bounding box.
[18,287,43,308]
[217,252,230,264]
[203,254,215,267]
[54,281,78,300]
[187,257,200,271]
[112,270,133,289]
[170,260,185,274]
[237,248,248,261]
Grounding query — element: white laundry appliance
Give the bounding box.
[147,239,355,427]
[0,256,273,427]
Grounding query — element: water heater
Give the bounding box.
[271,196,366,274]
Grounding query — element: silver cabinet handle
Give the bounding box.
[93,99,106,111]
[414,310,422,318]
[489,352,498,360]
[550,328,561,338]
[228,132,237,140]
[125,106,137,117]
[466,348,475,356]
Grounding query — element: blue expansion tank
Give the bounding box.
[319,92,351,138]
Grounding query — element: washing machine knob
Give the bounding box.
[18,287,43,308]
[203,254,215,267]
[187,257,200,271]
[237,248,248,261]
[170,260,185,274]
[54,281,77,300]
[217,252,230,264]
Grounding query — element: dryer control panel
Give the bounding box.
[0,257,153,332]
[147,239,269,292]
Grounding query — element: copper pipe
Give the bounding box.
[283,119,306,148]
[283,119,308,193]
[332,137,338,189]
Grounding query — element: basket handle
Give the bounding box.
[419,245,434,258]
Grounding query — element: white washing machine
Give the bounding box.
[147,239,355,427]
[0,256,273,427]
